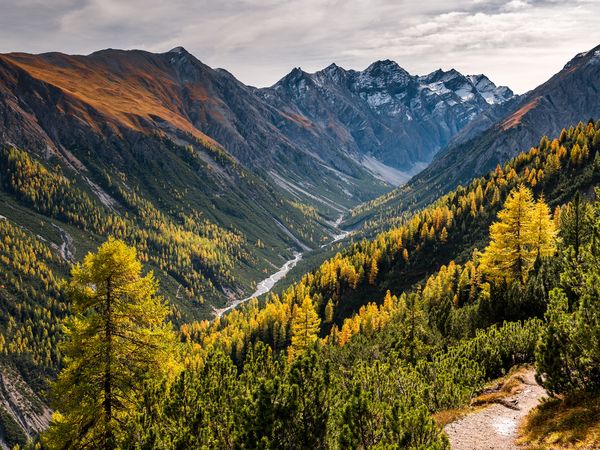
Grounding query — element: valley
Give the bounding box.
[1,37,600,450]
[215,212,353,317]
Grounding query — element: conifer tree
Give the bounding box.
[480,185,536,283]
[44,238,179,450]
[288,296,321,362]
[324,299,334,323]
[530,196,556,258]
[560,192,591,258]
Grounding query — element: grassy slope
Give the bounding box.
[519,393,600,449]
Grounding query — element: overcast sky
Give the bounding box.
[1,0,600,93]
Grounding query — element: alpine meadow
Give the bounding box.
[2,2,600,449]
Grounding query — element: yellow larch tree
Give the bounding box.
[480,185,535,283]
[530,196,556,258]
[480,186,556,284]
[288,296,321,362]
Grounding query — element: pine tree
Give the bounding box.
[288,296,321,362]
[44,238,179,450]
[560,192,591,258]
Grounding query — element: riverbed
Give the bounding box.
[213,214,351,317]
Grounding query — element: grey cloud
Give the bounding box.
[0,0,599,92]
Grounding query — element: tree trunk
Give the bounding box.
[104,276,114,449]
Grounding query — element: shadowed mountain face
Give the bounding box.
[429,44,600,187]
[0,47,513,191]
[258,60,514,181]
[351,43,600,228]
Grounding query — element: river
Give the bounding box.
[213,213,350,318]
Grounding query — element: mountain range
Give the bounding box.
[0,45,520,313]
[1,43,600,313]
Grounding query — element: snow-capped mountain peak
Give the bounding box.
[261,59,515,172]
[466,74,514,105]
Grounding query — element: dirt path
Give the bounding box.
[444,369,547,449]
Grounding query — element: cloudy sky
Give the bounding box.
[2,0,600,93]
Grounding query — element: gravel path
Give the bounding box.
[444,369,547,450]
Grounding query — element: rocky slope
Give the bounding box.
[0,47,387,210]
[0,46,517,310]
[428,43,600,188]
[0,364,51,449]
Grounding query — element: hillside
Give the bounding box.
[0,48,377,316]
[2,42,600,448]
[129,119,598,450]
[184,120,600,356]
[350,43,600,231]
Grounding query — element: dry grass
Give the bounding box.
[518,391,600,449]
[435,366,531,427]
[433,408,471,427]
[0,52,221,147]
[470,366,529,408]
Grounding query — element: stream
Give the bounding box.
[213,213,351,317]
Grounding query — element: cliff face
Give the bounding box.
[417,44,600,192]
[0,364,51,449]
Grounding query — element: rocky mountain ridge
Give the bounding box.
[259,58,514,179]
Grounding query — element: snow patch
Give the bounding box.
[424,81,451,96]
[367,91,392,107]
[455,84,476,102]
[467,74,513,104]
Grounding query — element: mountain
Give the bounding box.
[1,42,598,447]
[258,120,600,333]
[258,61,514,183]
[351,43,600,228]
[106,120,597,449]
[0,47,515,315]
[0,47,389,315]
[0,47,388,212]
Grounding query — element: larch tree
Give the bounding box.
[44,238,180,450]
[324,299,334,323]
[530,196,556,258]
[480,185,555,284]
[480,185,535,283]
[368,257,379,285]
[288,296,321,362]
